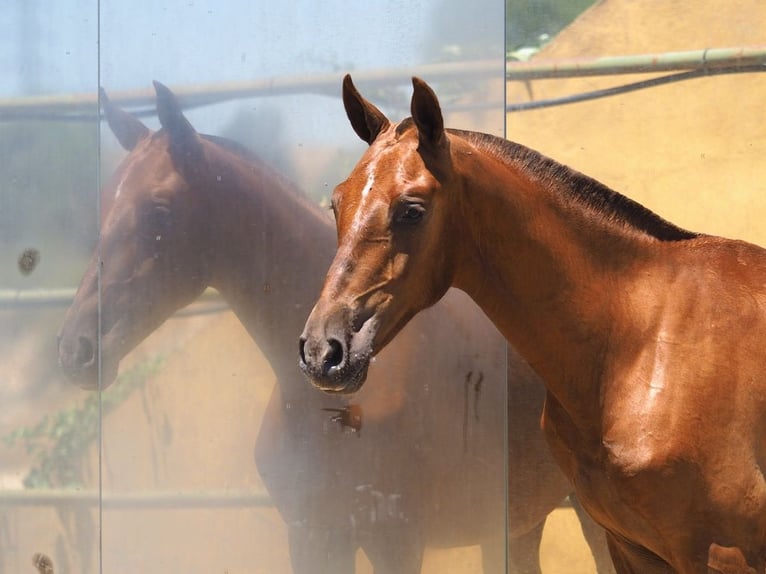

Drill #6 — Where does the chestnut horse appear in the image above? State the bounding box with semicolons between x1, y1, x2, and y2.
58;82;613;573
300;74;766;574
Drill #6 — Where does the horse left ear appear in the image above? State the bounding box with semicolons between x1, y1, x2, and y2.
410;77;446;151
343;74;390;145
153;80;203;168
100;87;151;151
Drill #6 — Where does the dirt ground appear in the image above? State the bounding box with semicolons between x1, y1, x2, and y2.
4;1;766;572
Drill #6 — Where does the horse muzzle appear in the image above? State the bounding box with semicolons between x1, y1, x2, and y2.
298;305;377;394
57;328;118;390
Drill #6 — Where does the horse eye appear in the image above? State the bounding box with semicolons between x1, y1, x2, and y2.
152;204;172;219
396;203;425;225
142;204;172;232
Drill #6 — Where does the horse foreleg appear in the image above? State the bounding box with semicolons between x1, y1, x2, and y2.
570;494;616;574
605;532;675;574
360;522;423;574
287;523;356;574
506;520;545;574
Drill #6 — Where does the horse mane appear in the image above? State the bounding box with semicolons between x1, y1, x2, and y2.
451;128;700;242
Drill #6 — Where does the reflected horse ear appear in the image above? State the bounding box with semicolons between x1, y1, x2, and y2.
410;77;446;152
100;87;151;151
153;80;203;170
342;74;390;145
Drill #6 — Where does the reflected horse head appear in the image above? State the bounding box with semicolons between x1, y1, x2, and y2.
58;83;219;388
300;76;463;393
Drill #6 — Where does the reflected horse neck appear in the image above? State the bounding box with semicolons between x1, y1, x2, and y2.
202;141;336;375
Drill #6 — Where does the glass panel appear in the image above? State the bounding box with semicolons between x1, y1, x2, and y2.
0;2;100;573
508;2;766;572
95;2;506;573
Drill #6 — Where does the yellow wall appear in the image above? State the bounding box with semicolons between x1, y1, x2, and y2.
506;0;766;244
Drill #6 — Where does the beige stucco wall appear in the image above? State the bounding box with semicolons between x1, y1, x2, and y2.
506;0;766;245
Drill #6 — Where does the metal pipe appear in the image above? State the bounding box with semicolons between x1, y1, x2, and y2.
506;45;766;80
0;488;271;509
507;64;766;112
0;59;500;119
0;287;225;314
1;46;762;120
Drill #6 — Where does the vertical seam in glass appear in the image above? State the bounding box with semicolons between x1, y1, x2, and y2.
96;1;103;572
502;3;509;571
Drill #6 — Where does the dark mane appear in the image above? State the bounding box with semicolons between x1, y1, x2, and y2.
395;117;415;137
452;129;699;242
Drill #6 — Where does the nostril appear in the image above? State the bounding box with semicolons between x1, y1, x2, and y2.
298;337;307;365
323;338;344;373
76;336;95;367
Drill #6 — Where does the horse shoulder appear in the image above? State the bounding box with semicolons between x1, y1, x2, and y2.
600;237;766;478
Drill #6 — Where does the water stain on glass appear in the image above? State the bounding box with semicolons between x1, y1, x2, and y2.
18;248;40;276
32;553;54;574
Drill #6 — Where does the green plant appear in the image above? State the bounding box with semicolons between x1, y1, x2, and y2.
506;0;598;52
2;356;164;489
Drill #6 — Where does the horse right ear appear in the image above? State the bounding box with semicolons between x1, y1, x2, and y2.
153;80;203;170
343;74;390;145
100;87;150;151
410;77;446;152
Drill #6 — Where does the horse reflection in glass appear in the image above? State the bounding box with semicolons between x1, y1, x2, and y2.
300;75;766;573
58;82;612;573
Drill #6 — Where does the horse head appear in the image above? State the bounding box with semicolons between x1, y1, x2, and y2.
299;75;464;393
58;82;214;389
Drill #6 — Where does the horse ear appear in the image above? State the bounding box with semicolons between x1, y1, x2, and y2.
342;74;390;145
100;87;150;151
153;80;203;167
410;77;446;151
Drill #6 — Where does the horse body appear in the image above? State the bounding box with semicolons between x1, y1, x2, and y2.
590;239;766;570
299;75;766;573
58;83;613;573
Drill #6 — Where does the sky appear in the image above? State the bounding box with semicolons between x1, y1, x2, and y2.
1;1;504;147
2;1;498;94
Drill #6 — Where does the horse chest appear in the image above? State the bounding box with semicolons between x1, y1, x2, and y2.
542;392;694;544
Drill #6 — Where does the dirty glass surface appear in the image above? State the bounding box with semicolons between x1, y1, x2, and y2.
0;2;100;573
95;2;507;574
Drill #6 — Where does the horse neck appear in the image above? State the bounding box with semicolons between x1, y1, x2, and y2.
451;144;656;422
203;152;336;381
